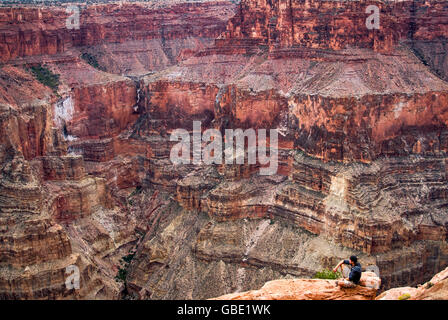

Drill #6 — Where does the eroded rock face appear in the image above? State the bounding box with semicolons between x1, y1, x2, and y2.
141;0;448;162
0;0;238;299
219;0;448;53
212;272;380;300
1;0;448;300
210;269;445;300
142;45;448;163
125;202;370;300
126;0;448;298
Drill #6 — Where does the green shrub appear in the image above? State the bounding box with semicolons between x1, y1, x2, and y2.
314;269;342;280
80;52;105;71
115;253;135;283
426;282;434;289
121;253;135;264
129;186;142;198
398;293;411;300
29;64;59;93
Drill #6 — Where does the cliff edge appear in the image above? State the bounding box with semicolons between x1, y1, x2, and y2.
212;272;380;300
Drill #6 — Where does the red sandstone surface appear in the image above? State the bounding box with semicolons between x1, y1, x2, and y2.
0;0;448;300
212;271;380;300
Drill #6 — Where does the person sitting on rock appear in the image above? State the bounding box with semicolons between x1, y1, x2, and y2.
333;255;362;288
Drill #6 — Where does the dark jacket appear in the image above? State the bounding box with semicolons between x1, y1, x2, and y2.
343;260;362;284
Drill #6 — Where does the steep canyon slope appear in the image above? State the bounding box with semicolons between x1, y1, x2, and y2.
0;0;448;299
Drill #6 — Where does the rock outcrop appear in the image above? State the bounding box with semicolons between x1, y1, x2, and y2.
0;1;235;71
1;0;448;300
0;67;124;298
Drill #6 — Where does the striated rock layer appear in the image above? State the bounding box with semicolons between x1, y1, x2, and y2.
219;0;448;54
128;0;448;297
377;265;448;300
0;0;238;299
212;272;380;300
0;1;236;69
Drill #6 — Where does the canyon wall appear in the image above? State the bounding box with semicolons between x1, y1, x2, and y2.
1;0;448;299
0;1;235;66
0;0;238;299
212;266;448;300
219;0;448;53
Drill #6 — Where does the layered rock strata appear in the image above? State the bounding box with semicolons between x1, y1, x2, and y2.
1;0;448;300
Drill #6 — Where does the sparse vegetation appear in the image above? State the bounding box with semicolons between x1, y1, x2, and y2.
426;282;434;289
398;293;411;300
80;52;105;71
29;64;60;93
314;269;342;280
